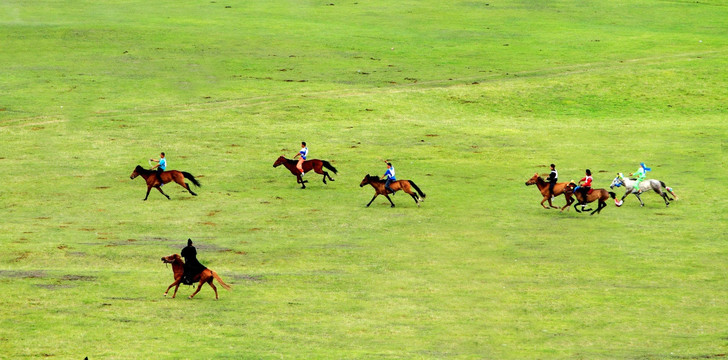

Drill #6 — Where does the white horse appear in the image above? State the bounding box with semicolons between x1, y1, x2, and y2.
609;173;677;207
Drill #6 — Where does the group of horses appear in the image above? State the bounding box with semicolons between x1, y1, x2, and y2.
133;158;679;299
130;156;427;299
130;155;427;208
525;171;677;215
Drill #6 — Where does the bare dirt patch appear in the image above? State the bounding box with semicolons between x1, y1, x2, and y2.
0;270;46;279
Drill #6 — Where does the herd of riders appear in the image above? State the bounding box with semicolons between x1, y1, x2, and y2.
545;162;671;211
150;141;411;286
145;144;675;285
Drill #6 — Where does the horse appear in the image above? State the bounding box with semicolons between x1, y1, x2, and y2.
359;174;426;207
569;184;618;215
273;156;337;189
129;165;200;200
610;172;676;207
524;173;576;211
161;254;231;300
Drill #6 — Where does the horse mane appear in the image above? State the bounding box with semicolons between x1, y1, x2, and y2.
366;174;382;182
135;165;153;174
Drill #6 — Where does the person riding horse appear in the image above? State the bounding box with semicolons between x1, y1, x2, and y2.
181;239;207;285
628;162;651;195
293;142;308;178
548;164;558;198
382;161;396;195
575;169;593;211
150;152;167;186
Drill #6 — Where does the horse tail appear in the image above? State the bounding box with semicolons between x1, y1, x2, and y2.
182;172;201;187
212;271;231;291
609;191;616;199
408;180;426;200
321;160;338;174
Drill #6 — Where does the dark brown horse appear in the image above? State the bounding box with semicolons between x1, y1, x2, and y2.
569;184;618;215
130;165;200;200
161;254;231;300
359;174;426;207
525;173;575;211
273;156;337;189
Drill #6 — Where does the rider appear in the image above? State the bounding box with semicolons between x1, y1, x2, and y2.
547;164;558;199
293;142;308;178
181;239;207;285
628;162;651;195
576;169;592;210
150;152;166;186
382;160;396;195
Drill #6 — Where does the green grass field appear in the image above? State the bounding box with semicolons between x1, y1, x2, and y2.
1;0;727;358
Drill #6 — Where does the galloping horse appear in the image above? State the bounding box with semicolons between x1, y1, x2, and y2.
525;173;575;211
570;184;617;215
273;156;337;189
610;172;676;207
359;174;426;207
130;165;200;200
161;254;231;300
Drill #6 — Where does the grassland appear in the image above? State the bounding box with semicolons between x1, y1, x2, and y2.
1;0;727;358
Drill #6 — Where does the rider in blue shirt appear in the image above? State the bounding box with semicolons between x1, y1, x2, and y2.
382;161;396;194
150;152;166;185
293;142;308;177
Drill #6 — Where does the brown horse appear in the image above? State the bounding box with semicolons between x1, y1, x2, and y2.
525;173;575;211
161;254;231;300
130;165;200;200
569;184;618;215
273;156;337;189
359;174;426;207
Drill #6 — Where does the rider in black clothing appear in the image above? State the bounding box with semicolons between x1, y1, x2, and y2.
548;164;558;199
181;239;207;285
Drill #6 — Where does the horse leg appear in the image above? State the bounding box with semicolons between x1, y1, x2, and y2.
175;176;197;196
156;186;171;200
297;174;307;189
635;193;644;207
366;194;378;207
164;280;180;297
322;171;328;184
657;190;670;206
185;183;197;196
409;192;420;207
591;200;605;215
384;194;395;208
189;279;205;299
540;196;550;209
172;283;181;298
144;185;152;201
208;278;218;300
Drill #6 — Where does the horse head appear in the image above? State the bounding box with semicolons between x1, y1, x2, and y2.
525;173;540;186
359;174;373;187
161;254;183;265
273;156;287;168
130;165;144;179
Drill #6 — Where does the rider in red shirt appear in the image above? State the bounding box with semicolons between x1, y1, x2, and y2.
577;169;593;208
